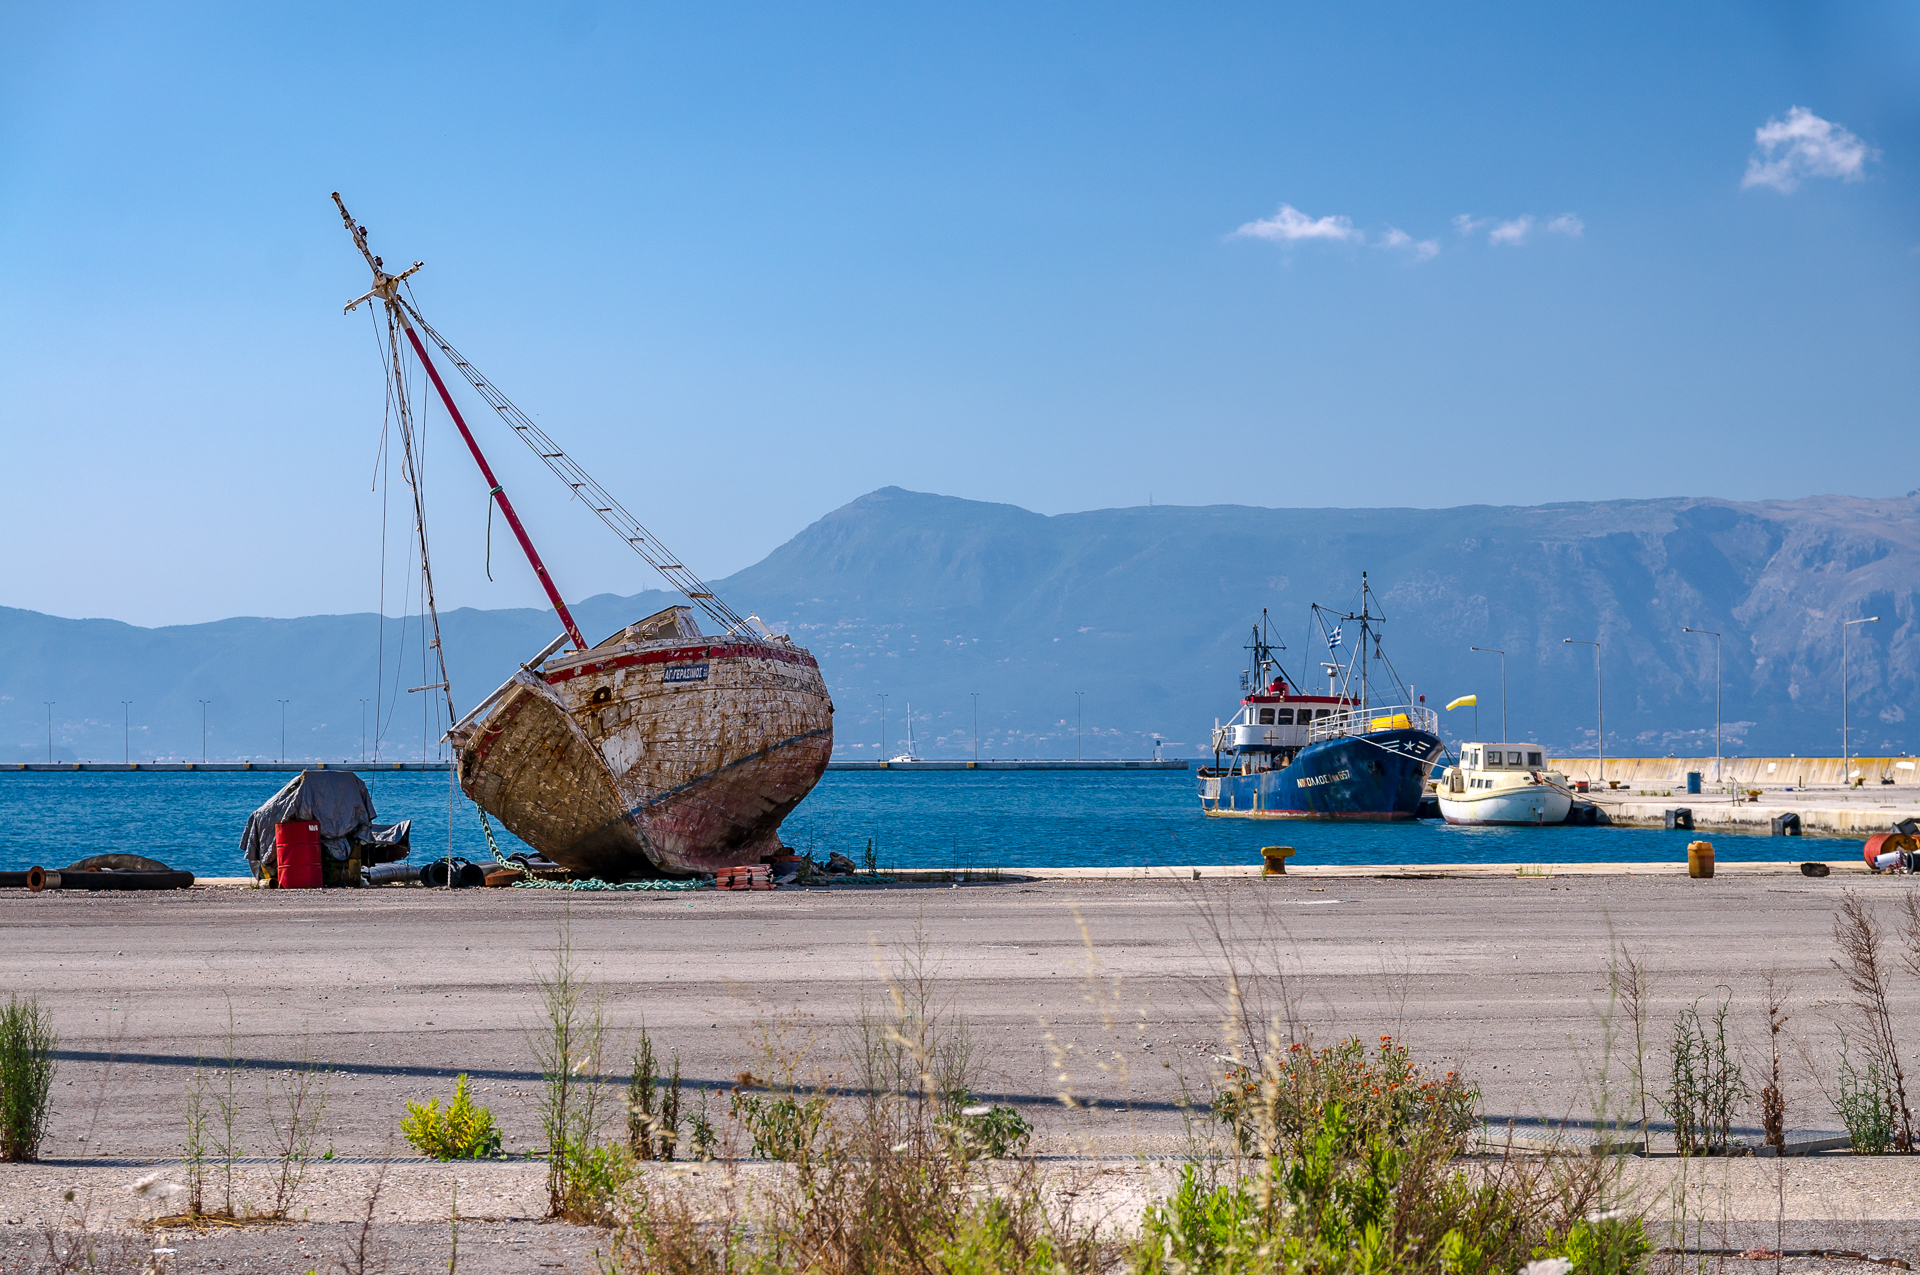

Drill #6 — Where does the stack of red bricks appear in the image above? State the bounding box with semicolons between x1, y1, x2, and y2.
712;864;774;890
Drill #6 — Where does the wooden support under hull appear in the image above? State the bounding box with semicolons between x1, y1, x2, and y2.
451;609;833;878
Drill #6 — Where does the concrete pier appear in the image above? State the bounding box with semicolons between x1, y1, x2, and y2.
1549;754;1918;789
1548;755;1919;837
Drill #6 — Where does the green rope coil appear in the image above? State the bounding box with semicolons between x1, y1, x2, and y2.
511;875;703;892
474;804;706;892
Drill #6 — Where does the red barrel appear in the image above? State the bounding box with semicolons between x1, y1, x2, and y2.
1864;832;1915;873
275;821;323;889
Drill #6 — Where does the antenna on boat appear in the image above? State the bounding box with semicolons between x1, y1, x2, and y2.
333;194;752;640
1242;608;1292;694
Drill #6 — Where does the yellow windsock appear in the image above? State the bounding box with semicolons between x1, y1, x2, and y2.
1445;694;1476;711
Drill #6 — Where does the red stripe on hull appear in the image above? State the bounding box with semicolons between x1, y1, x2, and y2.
542;642;816;684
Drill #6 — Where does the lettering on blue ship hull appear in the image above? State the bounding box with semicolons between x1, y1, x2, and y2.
1200;732;1444;821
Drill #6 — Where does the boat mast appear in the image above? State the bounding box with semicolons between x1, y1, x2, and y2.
1360;572;1371;716
334;193;590;654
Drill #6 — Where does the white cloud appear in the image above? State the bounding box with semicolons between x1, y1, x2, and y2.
1378;227;1439;261
1742;107;1874;193
1232;204;1363;244
1452;214;1488;236
1488;215;1534;245
1546;213;1584;237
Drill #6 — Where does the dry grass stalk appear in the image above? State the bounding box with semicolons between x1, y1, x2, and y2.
334;1159;391;1275
211;1006;245;1217
264;1048;329;1220
1759;972;1790;1152
1758;970;1794;1275
613;940;1094;1275
1609;944;1655;1149
1901;886;1920;985
531;914;613;1218
1830;893;1915;1152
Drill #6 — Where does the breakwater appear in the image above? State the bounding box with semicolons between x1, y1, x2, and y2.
1544;755;1919;837
1548;755;1917;788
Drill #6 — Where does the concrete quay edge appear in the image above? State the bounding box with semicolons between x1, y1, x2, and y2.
175;862;1875;890
1007;860;1869;881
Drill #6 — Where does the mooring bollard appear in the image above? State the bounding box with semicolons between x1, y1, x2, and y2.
1261;846;1295;876
1687;840;1714;879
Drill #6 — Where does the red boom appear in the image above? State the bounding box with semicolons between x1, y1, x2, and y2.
399;321;588;652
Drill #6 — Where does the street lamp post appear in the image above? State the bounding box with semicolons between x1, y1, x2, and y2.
1470;647;1507;741
1681;627;1722;784
198;700;212;764
1074;691;1084;762
278;699;290;764
44;702;53;764
1843;616;1881;786
1564;639;1602;784
971;692;979;763
121;701;133;765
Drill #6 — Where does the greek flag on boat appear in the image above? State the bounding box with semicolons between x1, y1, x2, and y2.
1328;626;1342;650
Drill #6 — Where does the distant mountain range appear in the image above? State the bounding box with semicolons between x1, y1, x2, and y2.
5;487;1915;763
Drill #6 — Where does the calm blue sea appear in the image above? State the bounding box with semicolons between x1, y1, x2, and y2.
0;770;1857;879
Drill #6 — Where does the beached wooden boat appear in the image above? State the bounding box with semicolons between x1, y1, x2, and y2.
335;195;832;878
447;607;831;877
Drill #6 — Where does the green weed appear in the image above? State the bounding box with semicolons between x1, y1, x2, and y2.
941;1102;1033;1160
401;1074;503;1160
1836;1033;1895;1154
1211;1034;1478;1159
0;994;58;1163
1662;993;1745;1156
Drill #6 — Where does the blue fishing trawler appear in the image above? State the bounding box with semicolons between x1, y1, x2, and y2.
1198;575;1443;821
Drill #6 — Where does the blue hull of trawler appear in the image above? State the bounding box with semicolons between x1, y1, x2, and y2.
1199;730;1444;820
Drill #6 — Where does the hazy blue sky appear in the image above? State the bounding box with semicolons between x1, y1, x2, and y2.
3;2;1915;627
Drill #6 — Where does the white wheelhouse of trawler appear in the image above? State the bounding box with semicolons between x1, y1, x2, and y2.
1434;742;1573;826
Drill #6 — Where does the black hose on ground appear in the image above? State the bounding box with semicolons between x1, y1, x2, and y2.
418;859;487;888
8;867;196;891
364;862;421;885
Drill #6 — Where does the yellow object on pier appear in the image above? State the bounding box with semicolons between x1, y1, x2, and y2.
1261;846;1296;875
1687;840;1715;879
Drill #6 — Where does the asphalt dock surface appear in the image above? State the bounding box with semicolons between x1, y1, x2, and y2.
5;869;1919;1270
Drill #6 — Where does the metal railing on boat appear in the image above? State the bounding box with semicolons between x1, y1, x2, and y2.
1306;703;1439;742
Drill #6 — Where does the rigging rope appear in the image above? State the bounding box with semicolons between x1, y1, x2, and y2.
399;297;749;634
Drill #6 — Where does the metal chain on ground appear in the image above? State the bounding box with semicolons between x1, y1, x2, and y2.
473;804;704;891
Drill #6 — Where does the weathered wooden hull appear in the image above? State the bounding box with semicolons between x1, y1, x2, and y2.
451;617;833;878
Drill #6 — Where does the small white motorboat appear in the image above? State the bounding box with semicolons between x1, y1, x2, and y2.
1435;742;1574;826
